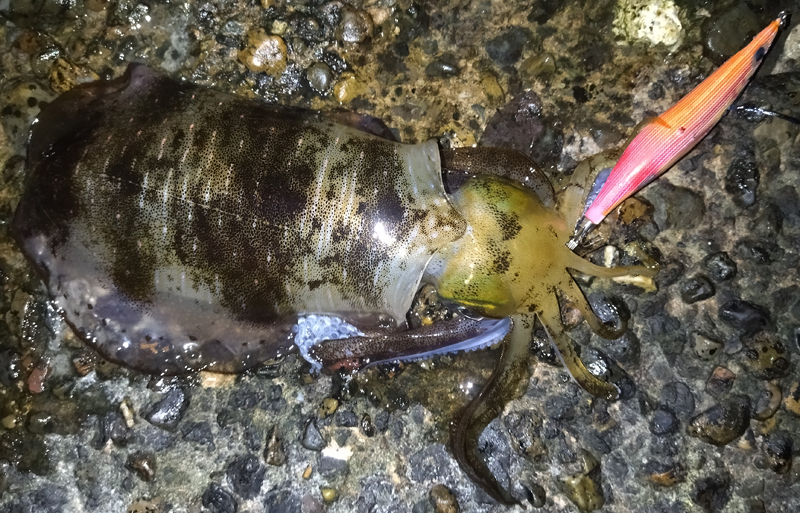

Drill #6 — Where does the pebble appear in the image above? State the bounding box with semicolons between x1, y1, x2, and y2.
703;1;761;62
559;451;604;512
360;413;376;437
202;483;237;513
0;349;21;388
687;396;750;446
334;409;358;427
519;54;556;77
26;358;50;394
650;408;679;436
763;430;793;474
753;382;782;421
693;333;723;360
333;72;363;103
480;71;505;106
680;275;715;304
429;484;459;513
301;419;326;451
321;487;338;503
741;332;789;380
98;411;131;447
690;473;731;512
718;300;771;335
181;421;214;449
125;452;156;482
318;397;339;418
645;461;686;487
705;366;736;397
725;152;760;208
238;30;287;75
264;425;286;466
226;454;265;499
485;26;531;66
704;252;737;282
784;382;800;416
306;63;332;95
425;53;460;78
145;388;189;431
660;382;695;420
336;7;373;44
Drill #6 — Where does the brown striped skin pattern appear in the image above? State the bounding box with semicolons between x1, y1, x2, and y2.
13;64;656;503
13;64;466;374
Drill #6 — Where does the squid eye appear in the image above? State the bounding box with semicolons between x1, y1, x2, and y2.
754;46;766;62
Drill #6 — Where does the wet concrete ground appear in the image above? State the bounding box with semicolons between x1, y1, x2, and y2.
1;0;800;511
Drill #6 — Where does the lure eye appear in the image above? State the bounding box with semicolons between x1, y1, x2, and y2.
754;46;766;62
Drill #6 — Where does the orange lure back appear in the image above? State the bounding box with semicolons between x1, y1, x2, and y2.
582;13;786;227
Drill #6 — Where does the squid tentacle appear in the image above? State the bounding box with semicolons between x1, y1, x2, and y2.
564;246;657;279
560;277;627;340
538;300;620;401
450;314;534;506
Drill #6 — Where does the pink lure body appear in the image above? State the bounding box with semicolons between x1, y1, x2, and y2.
583;15;784;225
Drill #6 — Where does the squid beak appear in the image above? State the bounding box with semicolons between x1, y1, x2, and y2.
568;12;787;250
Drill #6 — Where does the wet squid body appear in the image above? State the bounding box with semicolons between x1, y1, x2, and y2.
14;64;653;503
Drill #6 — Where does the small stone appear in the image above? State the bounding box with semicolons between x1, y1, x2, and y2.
425;53;460;78
691;473;731;512
645;461;686;487
336;7;373;44
302;465;313;479
680;275;715;304
301;419;326;451
125;452;156;482
660;382;695;420
719;300;771;335
264;426;287;466
763;430;793;473
49;58;96;94
26;358;50;394
725;152;759;208
704;252;737;282
360;414;376;437
334;410;358;427
306;63;332;95
332;72;363;103
145;388;189;431
319;397;339;418
181;421;214;448
485;26;531;66
480;71;505;106
260;0;275;8
688;396;750;446
705;367;735;397
72;353;96;376
741;332;789;380
559;451;604;512
428;484;459;513
785;382;800;416
753;382;782;421
650;408;678;436
703;2;761;61
526;482;546;507
0;349;21;388
202;483;238;513
226;454;265;499
520;54;556;77
238;30;287;75
693;333;723;361
321;487;338;503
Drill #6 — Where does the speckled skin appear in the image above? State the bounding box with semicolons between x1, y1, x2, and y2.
13;64;653;504
13;64;466;374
